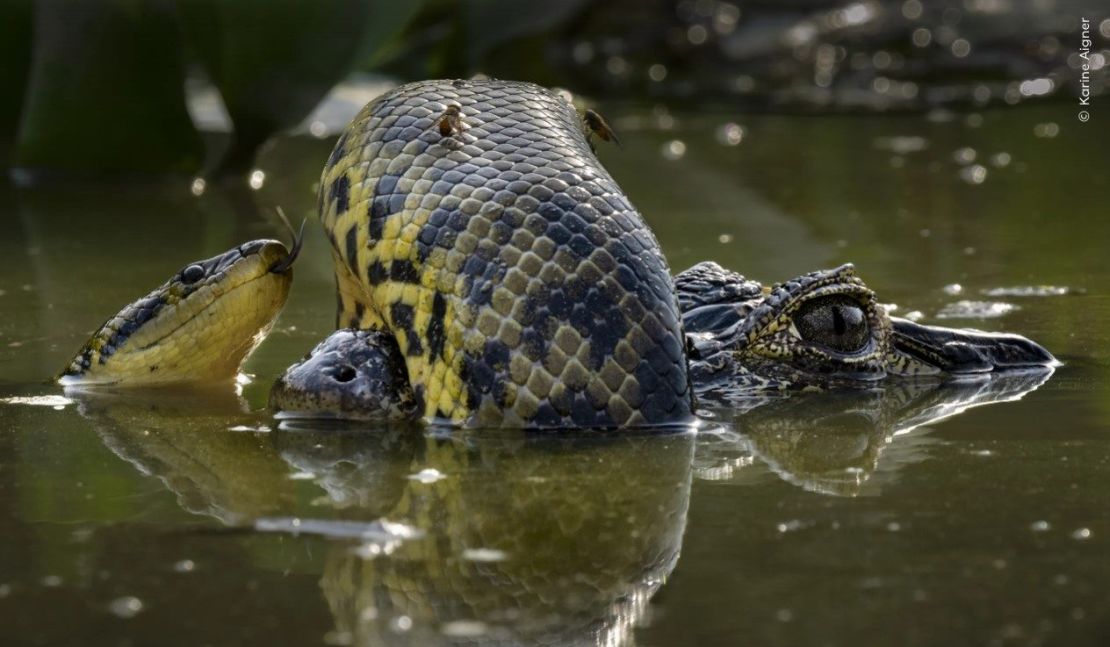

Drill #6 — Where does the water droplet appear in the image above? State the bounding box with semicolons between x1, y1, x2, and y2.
248;169;266;190
661;140;686;161
901;0;923;19
776;608;794;622
462;548;507;562
718;233;733;244
648;63;668;82
715;122;744;146
959;164;988;184
887;522;902;532
990;152;1011;168
309;121;328;138
952;147;977;164
1030;521;1050;532
943;283;963;295
288;471;316;481
440;620;488;638
951;38;971;57
408;468;446;484
390;615;413;633
190;177;206;196
173;559;196;573
108;596;144;619
1071;527;1091;540
41;575;62;587
912;27;932;47
1033;122;1059;138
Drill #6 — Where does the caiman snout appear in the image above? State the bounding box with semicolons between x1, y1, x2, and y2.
891;318;1058;375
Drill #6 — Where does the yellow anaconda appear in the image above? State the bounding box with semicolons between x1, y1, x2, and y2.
316;79;692;428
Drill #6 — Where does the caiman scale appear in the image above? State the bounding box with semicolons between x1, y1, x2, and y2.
60;80;1057;428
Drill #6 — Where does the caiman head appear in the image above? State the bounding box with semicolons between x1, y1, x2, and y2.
677;262;1057;393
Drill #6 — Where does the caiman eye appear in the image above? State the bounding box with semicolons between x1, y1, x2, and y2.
181;264;205;284
794;295;870;353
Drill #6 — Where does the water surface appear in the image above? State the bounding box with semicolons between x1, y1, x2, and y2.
0;103;1107;645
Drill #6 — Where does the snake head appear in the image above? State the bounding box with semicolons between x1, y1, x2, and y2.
59;240;295;387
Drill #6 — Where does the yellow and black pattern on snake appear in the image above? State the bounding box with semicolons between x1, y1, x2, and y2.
60;240;295;386
317;79;692;428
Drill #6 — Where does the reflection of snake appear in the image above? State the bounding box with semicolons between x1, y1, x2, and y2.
60;80;1057;429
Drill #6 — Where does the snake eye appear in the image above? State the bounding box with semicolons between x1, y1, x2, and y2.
181;264;206;284
794;295;870;353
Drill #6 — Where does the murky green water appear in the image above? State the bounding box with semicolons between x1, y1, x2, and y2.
1;103;1107;646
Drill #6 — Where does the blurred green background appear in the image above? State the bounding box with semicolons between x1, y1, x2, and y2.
1;0;1104;180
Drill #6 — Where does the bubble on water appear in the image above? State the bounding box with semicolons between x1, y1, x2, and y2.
959;164;988;184
248;170;266;190
390;615;413;633
1071;528;1091;541
1030;521;1050;532
718;233;733;244
440;620;488;638
873;136;927;154
1033;122;1059;138
1020;78;1054;97
173;559;196;573
109;596;144;619
408;468;446;484
952;147;976;164
715;122;744;146
572;41;594;64
661;140;686;161
687;24;709;45
190;177;206;196
463;548;508;562
903;310;924;321
288;471;316;481
990;152;1011;168
937;300;1017;319
776;520;810;533
942;283;963;295
605;56;629;76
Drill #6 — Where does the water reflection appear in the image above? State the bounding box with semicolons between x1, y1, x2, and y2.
696;370;1053;496
73;391;693;645
60;366;1052;644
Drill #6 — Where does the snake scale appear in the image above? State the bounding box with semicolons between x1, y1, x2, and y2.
317;79;692;428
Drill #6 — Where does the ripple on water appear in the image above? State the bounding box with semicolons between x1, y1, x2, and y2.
936;300;1018;319
982;285;1077;297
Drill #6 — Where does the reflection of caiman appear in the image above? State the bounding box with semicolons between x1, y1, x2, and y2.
59;80;1056;428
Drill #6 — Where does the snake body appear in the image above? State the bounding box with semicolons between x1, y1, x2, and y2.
317;79;692;428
